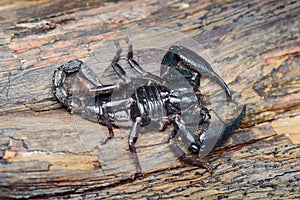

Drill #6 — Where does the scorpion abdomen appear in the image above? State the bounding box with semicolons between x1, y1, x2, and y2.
128;85;179;125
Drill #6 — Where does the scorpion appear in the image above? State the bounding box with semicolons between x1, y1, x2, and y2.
53;37;246;179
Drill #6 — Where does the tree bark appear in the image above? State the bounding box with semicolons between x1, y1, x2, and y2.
0;0;299;199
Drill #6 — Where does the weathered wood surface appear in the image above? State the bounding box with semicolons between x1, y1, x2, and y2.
0;0;299;199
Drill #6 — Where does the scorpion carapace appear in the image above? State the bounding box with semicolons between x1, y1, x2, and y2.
53;37;246;179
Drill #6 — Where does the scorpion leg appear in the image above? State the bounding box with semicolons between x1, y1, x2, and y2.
90;84;118;92
110;41;157;87
161;45;232;100
97;97;133;144
128;117;142;179
169;117;212;174
98;103;114;144
124;37;162;82
168;115;212;174
162;114;213;174
169;138;212;174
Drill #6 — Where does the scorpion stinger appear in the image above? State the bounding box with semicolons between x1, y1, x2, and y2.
53;59;104;116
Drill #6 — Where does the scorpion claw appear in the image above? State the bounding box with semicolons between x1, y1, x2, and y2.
223;105;247;140
198;105;247;158
161;45;232;100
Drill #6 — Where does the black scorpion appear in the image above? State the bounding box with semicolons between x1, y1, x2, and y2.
53;38;246;179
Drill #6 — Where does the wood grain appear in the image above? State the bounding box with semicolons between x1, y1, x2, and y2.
0;0;299;199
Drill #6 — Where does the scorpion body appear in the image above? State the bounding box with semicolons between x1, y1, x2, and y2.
53;38;246;179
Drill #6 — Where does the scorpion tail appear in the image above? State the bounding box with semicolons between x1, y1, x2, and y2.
217;105;247;146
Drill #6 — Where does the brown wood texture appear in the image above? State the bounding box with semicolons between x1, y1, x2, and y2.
0;0;299;199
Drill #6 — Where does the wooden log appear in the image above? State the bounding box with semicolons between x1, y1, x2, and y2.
0;0;299;199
